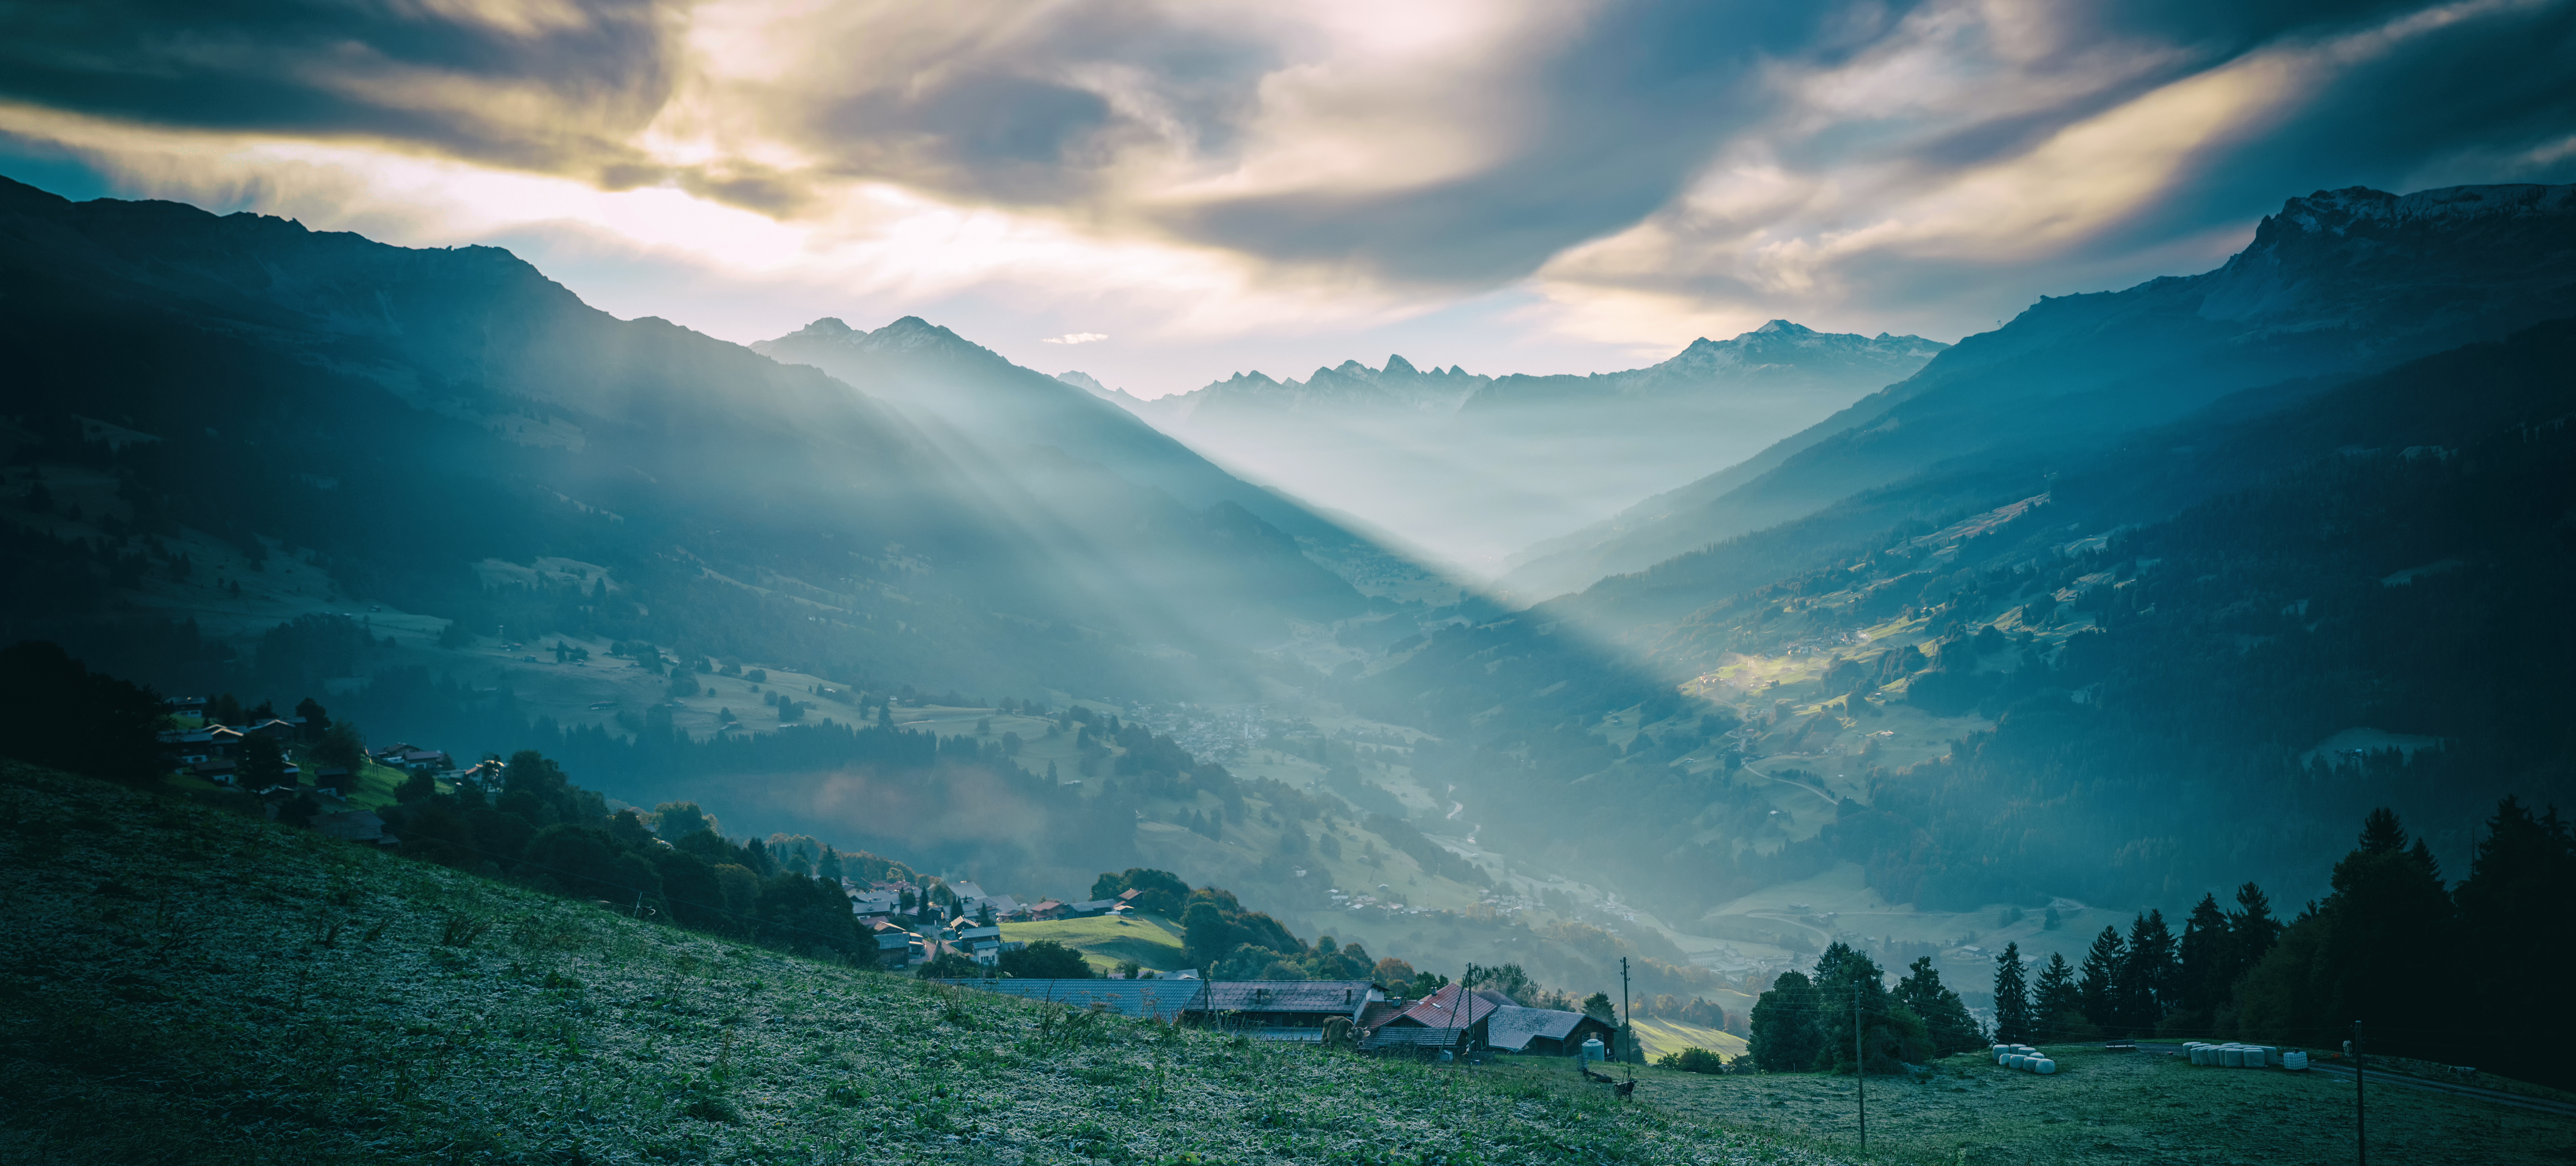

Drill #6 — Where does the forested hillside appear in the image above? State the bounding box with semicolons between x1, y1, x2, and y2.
1335;318;2576;918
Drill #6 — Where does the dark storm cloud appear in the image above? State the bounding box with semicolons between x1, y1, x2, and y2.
1166;0;2576;290
790;0;1276;204
1164;2;1894;285
0;0;687;176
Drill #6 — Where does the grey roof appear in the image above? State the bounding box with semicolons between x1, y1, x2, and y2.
1363;1026;1466;1049
940;979;1208;1020
1193;980;1374;1016
1484;1006;1586;1052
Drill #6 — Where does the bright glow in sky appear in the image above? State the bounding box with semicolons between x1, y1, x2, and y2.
2;0;2570;395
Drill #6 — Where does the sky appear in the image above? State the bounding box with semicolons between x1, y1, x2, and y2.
3;0;2572;397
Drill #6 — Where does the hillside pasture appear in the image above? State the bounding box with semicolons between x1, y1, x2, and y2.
1634;1043;2574;1165
998;913;1191;973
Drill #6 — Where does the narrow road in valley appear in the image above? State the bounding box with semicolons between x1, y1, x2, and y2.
1737;759;1842;809
2133;1044;2576;1117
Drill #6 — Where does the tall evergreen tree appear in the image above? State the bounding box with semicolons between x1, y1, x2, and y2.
2224;882;2283;985
1809;943;1921;1073
2317;808;2458;1059
2118;909;2178;1035
2176;893;2231;1020
2455;797;2576;1084
2032;953;2081;1039
2078;925;2126;1031
1991;942;2032;1044
1897;957;1984;1055
1749;970;1822;1071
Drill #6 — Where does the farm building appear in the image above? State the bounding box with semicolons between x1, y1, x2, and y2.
1484;1006;1619;1057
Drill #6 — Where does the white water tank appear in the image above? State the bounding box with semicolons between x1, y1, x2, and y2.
2283;1051;2310;1071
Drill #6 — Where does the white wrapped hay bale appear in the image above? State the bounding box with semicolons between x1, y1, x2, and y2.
2283;1051;2309;1071
2034;1058;2057;1074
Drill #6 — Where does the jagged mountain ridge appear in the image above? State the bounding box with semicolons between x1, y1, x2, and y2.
1504;183;2576;603
1064;321;1946;571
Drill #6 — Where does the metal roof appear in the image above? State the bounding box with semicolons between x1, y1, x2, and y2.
1194;980;1375;1016
1391;983;1507;1028
938;979;1207;1020
1484;1006;1587;1051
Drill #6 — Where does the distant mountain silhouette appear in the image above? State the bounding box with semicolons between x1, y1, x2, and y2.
1074;323;1945;571
1507;184;2576;601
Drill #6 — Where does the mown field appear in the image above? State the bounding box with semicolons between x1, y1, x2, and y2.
0;760;1850;1165
1631;1043;2575;1165
998;914;1192;973
1631;1018;1749;1062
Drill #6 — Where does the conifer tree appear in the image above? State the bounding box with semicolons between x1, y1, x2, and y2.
2455;796;2576;1083
1991;942;2031;1043
2078;925;2126;1031
1748;970;1821;1071
2223;882;2282;994
2176;893;2230;1019
2118;910;2178;1034
1898;957;1984;1055
2032;953;2081;1039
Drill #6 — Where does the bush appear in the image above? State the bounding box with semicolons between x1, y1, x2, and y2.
1657;1047;1729;1074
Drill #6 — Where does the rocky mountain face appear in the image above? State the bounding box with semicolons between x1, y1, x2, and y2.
1506;183;2576;602
1072;322;1944;572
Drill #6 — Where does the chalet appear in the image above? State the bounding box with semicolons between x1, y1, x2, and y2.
1027;899;1066;920
1365;982;1515;1053
949;919;1005;966
868;919;921;964
1483;1006;1620;1058
1062;898;1119;918
1185;980;1384;1041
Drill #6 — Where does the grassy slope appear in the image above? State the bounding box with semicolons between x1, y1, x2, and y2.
0;761;1844;1166
1642;1044;2570;1165
998;915;1190;973
1631;1020;1749;1062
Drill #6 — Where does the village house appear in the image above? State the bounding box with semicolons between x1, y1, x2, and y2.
1184;980;1385;1041
1363;982;1516;1055
1483;1006;1620;1058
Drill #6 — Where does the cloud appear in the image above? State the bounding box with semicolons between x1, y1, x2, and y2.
1041;333;1110;345
0;0;2569;384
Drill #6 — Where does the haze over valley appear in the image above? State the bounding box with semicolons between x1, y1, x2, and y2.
5;3;2576;1161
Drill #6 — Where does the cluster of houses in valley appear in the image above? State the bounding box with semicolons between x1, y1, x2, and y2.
148;700;1632;1064
156;695;426;846
844;879;1162;969
943;976;1624;1061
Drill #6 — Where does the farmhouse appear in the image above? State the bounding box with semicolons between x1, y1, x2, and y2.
1186;979;1384;1040
1483;1006;1619;1057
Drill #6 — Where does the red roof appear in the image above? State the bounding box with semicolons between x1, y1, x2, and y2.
1389;982;1507;1029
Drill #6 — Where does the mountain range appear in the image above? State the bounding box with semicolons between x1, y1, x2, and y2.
6;171;2575;997
1067;322;1946;572
0;175;1391;708
1506;184;2576;602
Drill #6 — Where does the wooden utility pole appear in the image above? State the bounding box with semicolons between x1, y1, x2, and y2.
1620;957;1633;1078
1855;982;1867;1155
